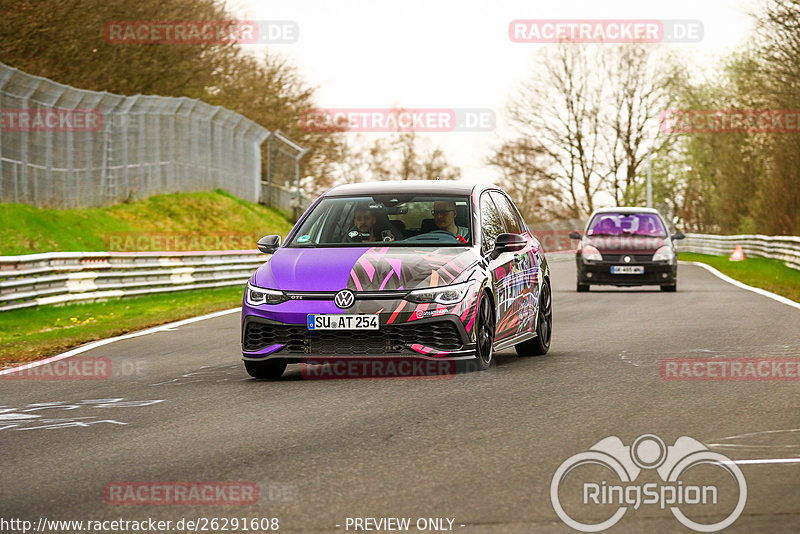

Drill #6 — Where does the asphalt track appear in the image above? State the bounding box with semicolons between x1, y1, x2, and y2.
2;259;800;533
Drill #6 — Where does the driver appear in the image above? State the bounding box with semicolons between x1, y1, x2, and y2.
432;200;469;242
595;217;619;235
639;219;657;234
347;205;394;242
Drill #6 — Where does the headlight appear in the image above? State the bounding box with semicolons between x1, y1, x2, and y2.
652;246;674;262
582;245;603;261
406;281;473;305
245;283;288;306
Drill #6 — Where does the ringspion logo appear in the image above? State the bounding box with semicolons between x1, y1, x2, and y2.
551;434;746;532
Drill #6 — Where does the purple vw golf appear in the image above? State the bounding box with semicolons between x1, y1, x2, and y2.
241;180;552;379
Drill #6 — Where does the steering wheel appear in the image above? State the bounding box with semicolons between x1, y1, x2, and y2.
405;230;461;243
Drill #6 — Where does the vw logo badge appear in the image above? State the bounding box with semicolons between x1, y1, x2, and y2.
623;255;631;263
334;289;355;309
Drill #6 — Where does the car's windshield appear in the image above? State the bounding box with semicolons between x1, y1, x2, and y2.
287;194;472;247
587;212;667;237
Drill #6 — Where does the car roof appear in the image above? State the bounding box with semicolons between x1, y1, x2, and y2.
324;179;498;197
590;207;662;216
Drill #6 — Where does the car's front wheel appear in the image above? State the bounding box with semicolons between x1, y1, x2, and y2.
515;281;552;356
244;359;287;380
577;280;589;292
473;291;495;371
660;283;677;292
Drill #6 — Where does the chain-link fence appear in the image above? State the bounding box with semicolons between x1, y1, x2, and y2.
0;61;269;208
263;130;310;220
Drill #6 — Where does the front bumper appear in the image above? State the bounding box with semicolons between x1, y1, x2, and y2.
242;315;476;361
577;259;677;286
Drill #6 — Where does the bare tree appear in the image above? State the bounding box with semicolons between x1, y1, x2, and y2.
332;129;461;186
490;42;684;217
604;45;683;205
500;43;607;218
486;138;572;222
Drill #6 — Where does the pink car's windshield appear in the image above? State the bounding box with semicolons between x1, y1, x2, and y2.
287;195;473;247
587;213;667;237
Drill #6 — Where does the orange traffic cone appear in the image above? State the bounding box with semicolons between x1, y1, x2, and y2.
729;245;745;261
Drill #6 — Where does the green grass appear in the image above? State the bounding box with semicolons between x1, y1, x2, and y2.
679;252;800;303
0;286;244;366
0;189;294;255
0;189;292;364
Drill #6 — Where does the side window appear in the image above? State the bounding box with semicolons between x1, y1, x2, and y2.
480;194;504;254
490;192;523;234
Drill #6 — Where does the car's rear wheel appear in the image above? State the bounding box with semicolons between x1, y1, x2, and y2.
660;284;677;292
515;281;552;356
577;281;589;292
473;291;495;371
244;359;287;380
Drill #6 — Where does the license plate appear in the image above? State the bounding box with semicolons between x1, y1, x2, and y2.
611;265;644;274
307;314;379;330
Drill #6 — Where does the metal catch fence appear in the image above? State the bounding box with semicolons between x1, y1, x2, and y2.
0;61;269;208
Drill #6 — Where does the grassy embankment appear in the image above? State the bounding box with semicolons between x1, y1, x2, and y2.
0;190;294;365
679;252;800;303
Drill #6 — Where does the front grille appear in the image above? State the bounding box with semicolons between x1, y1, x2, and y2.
606;254;655;263
243;319;463;354
589;273;665;284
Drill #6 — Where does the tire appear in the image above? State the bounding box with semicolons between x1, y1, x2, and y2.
244;359;287;380
660;284;677;292
577;281;589;292
473;291;495;371
515;281;552;356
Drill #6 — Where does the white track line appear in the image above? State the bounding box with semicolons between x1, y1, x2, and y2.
680;261;800;311
722;458;800;465
6;260;794;375
0;307;240;376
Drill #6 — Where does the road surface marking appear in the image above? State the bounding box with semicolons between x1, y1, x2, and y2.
680;261;800;311
0;308;240;376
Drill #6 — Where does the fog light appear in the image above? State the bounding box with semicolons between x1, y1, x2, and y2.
586;272;593;278
661;273;668;278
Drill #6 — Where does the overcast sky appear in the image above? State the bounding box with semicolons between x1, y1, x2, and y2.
226;0;761;182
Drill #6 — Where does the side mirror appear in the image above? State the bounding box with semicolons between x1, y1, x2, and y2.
569;231;581;240
257;235;282;254
491;233;526;259
671;232;685;240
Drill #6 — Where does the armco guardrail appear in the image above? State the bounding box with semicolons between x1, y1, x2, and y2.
0;250;265;312
679;233;800;270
